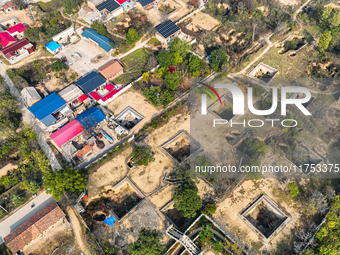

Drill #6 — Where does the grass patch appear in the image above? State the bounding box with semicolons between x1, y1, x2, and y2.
113;48;153;85
249;44;318;79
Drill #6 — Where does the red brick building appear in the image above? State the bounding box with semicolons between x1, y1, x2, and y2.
4;202;65;254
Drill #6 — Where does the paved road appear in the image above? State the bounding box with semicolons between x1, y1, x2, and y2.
0;191;54;244
0;63;62;170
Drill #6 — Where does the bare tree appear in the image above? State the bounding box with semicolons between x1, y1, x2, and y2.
306;190;329;215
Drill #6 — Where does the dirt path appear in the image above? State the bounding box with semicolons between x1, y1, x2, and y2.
67;206;91;255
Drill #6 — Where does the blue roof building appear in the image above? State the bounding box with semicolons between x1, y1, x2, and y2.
75;71;107;94
76;107;106;130
45;41;61;55
81;28;117;52
28;93;66;126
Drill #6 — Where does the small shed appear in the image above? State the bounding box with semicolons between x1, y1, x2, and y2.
21;87;42;107
52;26;75;42
58;84;84;104
45;41;61;55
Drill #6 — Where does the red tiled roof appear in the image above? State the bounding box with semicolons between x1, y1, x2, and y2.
0;38;32;59
2;1;15;9
101;87;123;102
89;91;102;101
78;94;89;103
50;119;85;147
0;32;16;47
7;23;27;34
98;60;123;80
4;202;64;254
76;144;93;158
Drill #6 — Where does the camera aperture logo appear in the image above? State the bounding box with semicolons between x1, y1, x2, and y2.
199;83;312;128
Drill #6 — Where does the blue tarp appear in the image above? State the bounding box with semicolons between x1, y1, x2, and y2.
28;93;66;121
81;28;117;52
75;71;106;94
104;215;116;227
75;107;106;130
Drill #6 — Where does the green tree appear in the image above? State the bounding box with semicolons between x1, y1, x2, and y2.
318;30;332;50
210;49;229;71
51;59;68;73
288;182;299;197
126;28;141;46
284;39;297;50
160;90;173;106
24;27;41;43
163;72;180;90
63;0;82;14
168;37;191;57
131;146;155;166
156;51;183;68
252;9;264;20
243;138;267;160
44;168;87;201
188;55;201;77
213;241;224;254
203;204;217;214
128;228;166;255
173;182;202;218
91;21;111;38
143;86;161;106
20;181;40;194
199;225;213;246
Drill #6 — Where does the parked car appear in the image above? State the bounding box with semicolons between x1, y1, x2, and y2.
71;52;82;59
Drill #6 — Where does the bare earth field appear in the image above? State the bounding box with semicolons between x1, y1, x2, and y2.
190;12;220;31
214;178;302;254
149;185;175;208
129;106;190;194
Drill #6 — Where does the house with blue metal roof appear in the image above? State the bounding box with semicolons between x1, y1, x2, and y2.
75;107;106;130
28;92;67;126
75;71;107;94
81;28;117;52
45;41;61;55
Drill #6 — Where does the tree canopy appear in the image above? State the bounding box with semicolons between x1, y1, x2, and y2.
128;228;166;255
168;37;191;58
210;49;229;71
126;28;141;46
156;51;183;68
51;59;68;73
131;145;155;166
173;182;202;218
44;168;87;201
163;71;180;90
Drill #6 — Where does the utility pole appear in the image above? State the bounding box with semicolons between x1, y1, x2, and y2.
69;14;74;28
252;24;256;41
0;205;8;214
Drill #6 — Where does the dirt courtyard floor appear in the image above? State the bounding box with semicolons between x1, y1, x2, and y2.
190;12;220;30
0;10;35;27
22;219;81;255
214;178;302;254
149;185;175;208
128;105;190;194
87;146;132;198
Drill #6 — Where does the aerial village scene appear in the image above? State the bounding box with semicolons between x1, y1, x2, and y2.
1;0;340;254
